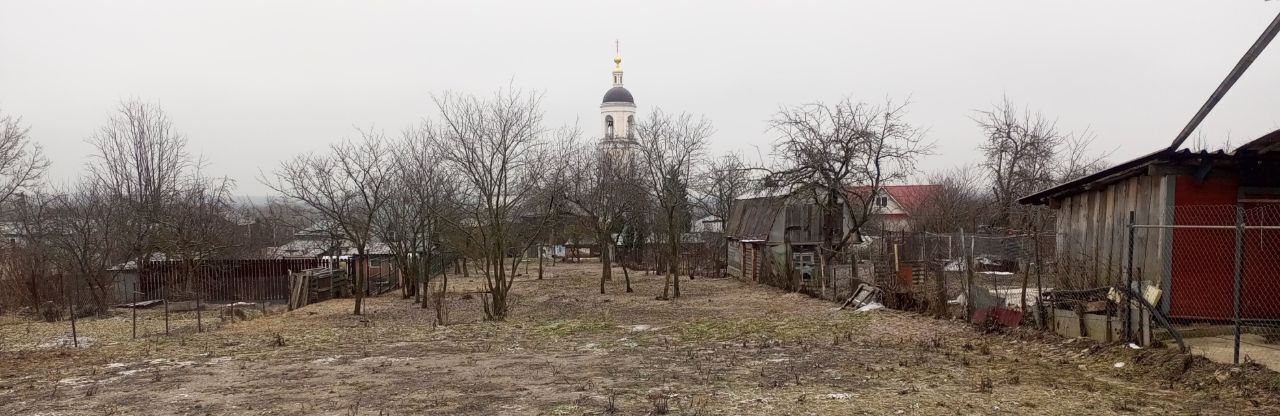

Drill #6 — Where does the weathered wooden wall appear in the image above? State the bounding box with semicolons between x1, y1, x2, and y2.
1052;174;1174;288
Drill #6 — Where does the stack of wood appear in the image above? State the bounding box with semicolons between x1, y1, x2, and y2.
287;267;351;310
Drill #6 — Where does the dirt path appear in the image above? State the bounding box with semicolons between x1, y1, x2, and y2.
3;262;1279;415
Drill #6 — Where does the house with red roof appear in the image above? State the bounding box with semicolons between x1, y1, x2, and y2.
851;184;944;234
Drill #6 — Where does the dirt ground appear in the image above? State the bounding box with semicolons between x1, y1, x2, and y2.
3;261;1280;415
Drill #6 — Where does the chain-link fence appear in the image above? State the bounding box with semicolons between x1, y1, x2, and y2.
770;231;1058;322
1131;204;1280;364
868;231;1055;318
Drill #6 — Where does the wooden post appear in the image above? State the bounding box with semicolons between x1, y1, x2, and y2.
131;288;138;339
196;293;202;333
962;229;975;321
68;275;78;348
163;284;170;336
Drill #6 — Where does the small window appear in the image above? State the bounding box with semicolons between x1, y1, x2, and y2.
605;115;615;137
876;196;888;207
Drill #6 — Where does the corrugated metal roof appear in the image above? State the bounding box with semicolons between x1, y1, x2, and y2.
1234;128;1280;156
725;197;782;241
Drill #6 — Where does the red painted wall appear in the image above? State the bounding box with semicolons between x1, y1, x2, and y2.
1243;203;1280;319
1168;176;1237;319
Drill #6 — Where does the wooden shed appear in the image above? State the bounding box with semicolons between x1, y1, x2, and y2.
1019;129;1280;319
724;192;845;282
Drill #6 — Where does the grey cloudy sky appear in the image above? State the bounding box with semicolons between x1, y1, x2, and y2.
2;1;1278;195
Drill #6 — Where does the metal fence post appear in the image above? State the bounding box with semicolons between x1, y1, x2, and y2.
1234;204;1245;365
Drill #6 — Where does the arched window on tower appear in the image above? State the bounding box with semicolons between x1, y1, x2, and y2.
605;115;614;137
627;115;635;138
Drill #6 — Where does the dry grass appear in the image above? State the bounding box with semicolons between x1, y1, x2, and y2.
2;261;1279;415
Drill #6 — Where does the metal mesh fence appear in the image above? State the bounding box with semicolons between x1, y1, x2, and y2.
1131;204;1280;364
779;231;1057;322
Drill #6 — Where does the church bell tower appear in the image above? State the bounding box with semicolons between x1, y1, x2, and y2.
599;41;638;153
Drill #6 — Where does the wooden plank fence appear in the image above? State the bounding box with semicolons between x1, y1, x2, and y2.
138;259;326;302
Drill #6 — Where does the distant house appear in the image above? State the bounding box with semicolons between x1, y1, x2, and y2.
1019;129;1280;319
260;224;401;290
855;185;944;234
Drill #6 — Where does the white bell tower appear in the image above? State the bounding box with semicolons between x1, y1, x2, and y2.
600;41;637;153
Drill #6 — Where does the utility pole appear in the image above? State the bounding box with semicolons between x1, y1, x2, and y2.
1168;10;1280;151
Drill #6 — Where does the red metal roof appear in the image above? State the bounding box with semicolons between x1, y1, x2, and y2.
881;185;943;215
848;184;943;216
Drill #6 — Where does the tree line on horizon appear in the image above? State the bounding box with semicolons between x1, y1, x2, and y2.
0;89;1106;322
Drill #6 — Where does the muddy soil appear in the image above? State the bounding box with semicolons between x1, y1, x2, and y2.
2;262;1278;415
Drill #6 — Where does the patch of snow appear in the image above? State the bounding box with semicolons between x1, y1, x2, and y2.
58;376;95;387
311;355;343;365
825;393;853;401
855;302;884;312
628;324;654;332
207;356;234;365
38;335;95;349
355;356;414;363
943;258;967;272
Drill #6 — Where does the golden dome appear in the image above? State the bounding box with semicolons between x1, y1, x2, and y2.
613;54;622;70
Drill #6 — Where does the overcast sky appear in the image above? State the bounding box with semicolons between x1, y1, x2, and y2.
2;1;1279;195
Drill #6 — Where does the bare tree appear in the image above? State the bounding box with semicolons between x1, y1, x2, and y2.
47;182;128;310
694;152;755;273
767;98;931;292
88;100;196;301
0;110;51;313
634;109;713;300
265;129;392;315
379;122;458;324
912;165;990;233
155;174;240;297
974;97;1108;229
562;137;641;294
696;153;754;225
0;110;49;211
431;87;562;320
7;190;58;313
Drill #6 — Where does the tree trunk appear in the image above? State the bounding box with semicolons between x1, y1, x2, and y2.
601;230;613;282
352;254;364;315
819;252;829;300
435;257;449;325
27;272;41;311
400;256;412;299
599;230;612;295
421;250;432;309
538;248;544;280
413;254;422;305
622;262;633;293
1019;260;1030;314
600;251;610;295
669;217;682;298
509;253;522;278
